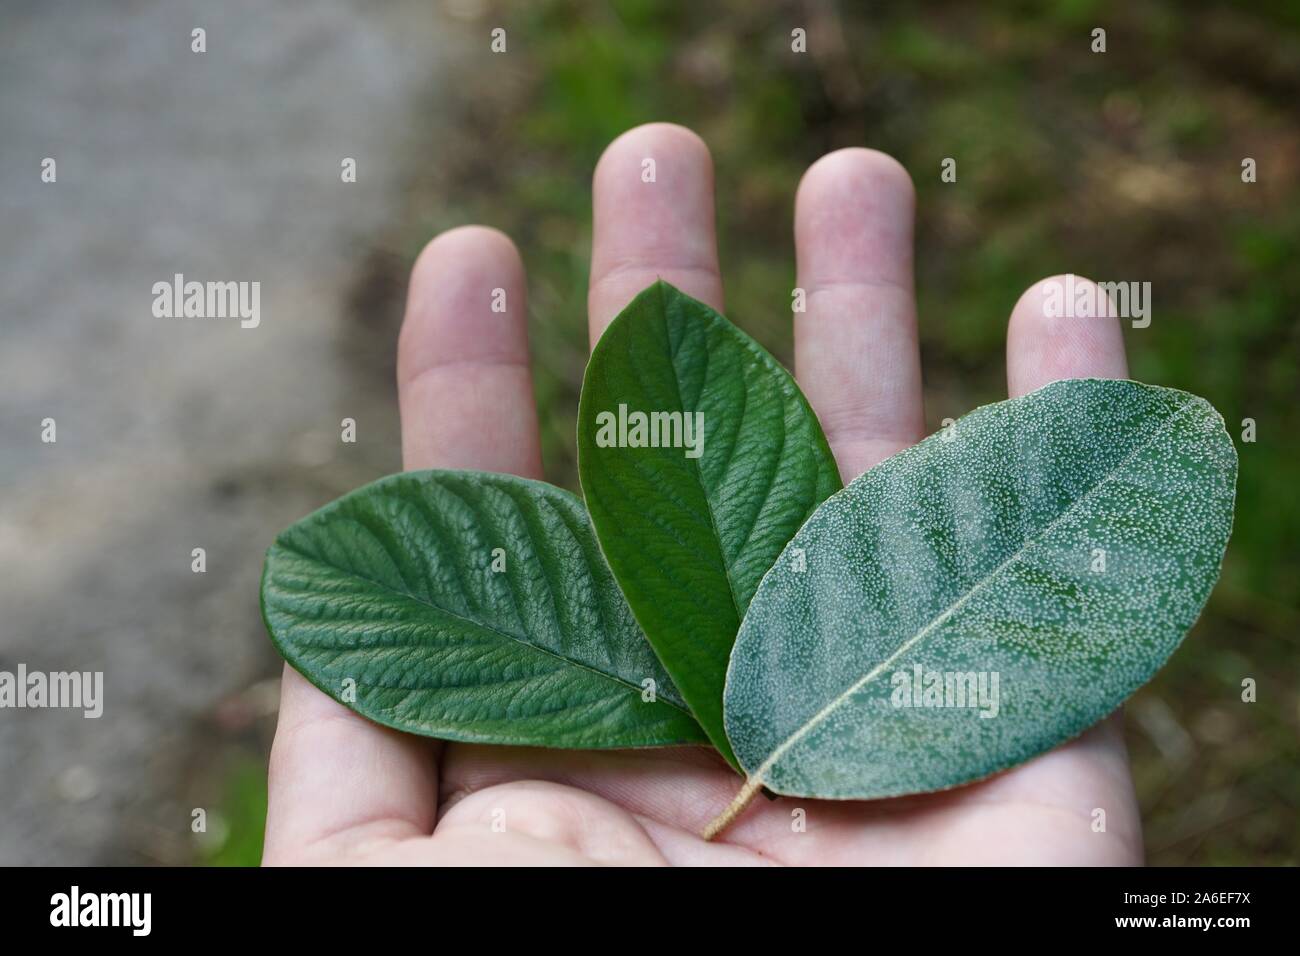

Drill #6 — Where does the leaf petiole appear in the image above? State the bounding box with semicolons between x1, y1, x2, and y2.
701;776;766;840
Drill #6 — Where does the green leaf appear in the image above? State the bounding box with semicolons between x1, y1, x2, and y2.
578;280;842;767
724;379;1237;800
261;469;706;748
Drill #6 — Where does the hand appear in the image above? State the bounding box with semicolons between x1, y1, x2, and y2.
262;123;1142;865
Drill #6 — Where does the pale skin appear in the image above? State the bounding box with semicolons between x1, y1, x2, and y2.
263;123;1143;866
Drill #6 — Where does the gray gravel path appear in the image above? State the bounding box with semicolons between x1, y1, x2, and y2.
0;0;460;864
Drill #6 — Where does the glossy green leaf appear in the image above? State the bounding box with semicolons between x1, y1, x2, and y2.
578;281;841;766
261;469;706;748
724;379;1237;800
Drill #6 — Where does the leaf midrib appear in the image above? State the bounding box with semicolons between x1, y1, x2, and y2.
745;395;1199;785
656;289;747;632
272;536;695;718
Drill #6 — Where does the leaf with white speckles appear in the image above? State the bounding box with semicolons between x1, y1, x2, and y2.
721;379;1237;805
578;281;842;768
261;470;706;748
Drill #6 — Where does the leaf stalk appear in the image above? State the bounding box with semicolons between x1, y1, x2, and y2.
701;776;765;840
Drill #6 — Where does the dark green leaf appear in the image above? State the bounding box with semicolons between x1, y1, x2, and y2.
261;469;706;748
724;379;1237;799
578;281;841;766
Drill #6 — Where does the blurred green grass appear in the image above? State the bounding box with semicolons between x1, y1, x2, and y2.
218;0;1300;865
198;757;267;867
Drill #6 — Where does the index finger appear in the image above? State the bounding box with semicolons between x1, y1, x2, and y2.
263;227;538;863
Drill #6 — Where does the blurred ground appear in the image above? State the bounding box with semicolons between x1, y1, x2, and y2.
0;0;458;864
1;0;1297;866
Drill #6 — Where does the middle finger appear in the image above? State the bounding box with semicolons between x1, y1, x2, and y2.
587;122;725;346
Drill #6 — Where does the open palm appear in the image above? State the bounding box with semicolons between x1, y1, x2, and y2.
263;124;1142;866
